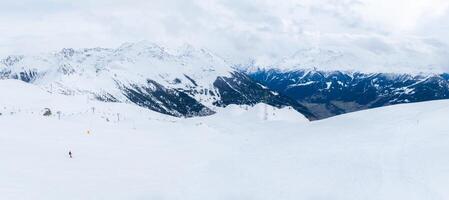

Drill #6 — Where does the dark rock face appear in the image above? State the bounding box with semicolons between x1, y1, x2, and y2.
213;72;317;120
121;80;215;118
117;72;316;120
0;69;40;83
249;69;449;119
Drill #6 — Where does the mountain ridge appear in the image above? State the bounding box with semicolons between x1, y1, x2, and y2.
0;41;316;120
249;68;449;119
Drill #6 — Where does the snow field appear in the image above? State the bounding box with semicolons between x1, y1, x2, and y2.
1;79;449;199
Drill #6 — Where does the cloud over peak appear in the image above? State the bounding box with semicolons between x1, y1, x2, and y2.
0;0;448;72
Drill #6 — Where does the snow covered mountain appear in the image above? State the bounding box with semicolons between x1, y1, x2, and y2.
240;45;449;119
0;41;315;119
3;41;448;121
249;68;449;119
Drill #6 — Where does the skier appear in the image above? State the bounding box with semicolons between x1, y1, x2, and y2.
69;151;72;158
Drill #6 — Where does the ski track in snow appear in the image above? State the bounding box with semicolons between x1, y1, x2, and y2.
1;79;449;200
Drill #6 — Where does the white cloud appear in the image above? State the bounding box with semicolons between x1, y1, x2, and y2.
0;0;448;71
357;0;449;31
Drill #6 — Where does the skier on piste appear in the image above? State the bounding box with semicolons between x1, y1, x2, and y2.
69;151;72;158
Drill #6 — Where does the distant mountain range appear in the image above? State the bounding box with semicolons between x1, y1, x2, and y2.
248;68;449;119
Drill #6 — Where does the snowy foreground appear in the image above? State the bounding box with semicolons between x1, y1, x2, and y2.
1;79;449;200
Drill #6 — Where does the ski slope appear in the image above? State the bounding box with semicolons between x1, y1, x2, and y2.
1;79;449;200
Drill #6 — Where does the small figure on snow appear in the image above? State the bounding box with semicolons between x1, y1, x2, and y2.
69;151;72;158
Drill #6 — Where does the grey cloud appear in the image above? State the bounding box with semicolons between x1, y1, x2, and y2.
0;0;447;71
354;37;394;55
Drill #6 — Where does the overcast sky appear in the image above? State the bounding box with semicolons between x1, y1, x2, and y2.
1;0;449;71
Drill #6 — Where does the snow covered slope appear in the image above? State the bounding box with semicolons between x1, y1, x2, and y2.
0;42;315;119
212;103;309;123
1;79;449;199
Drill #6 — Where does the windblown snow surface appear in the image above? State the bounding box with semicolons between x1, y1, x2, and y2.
1;79;449;200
